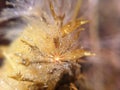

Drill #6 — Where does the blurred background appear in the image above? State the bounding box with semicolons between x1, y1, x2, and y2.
0;0;120;90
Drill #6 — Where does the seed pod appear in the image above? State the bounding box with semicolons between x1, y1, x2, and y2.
0;0;93;90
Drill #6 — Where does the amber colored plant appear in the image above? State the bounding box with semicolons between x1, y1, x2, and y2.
0;0;94;90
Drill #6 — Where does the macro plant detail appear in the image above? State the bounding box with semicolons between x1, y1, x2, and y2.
0;0;94;90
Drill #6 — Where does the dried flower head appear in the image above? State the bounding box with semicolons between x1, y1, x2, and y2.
0;0;94;90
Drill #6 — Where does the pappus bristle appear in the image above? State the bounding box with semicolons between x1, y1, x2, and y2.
0;0;94;90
